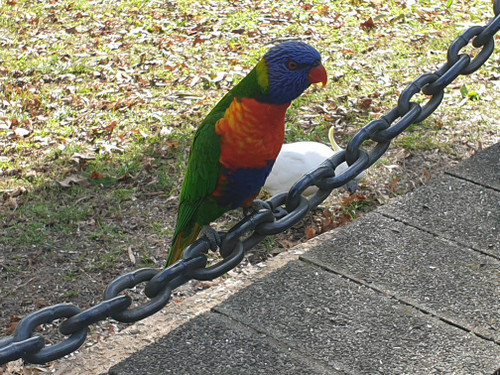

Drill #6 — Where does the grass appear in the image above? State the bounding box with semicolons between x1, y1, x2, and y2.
0;9;496;171
1;0;498;240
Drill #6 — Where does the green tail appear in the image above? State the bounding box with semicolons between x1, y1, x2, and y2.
166;222;201;267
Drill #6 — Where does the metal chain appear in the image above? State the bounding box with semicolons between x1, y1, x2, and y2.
1;2;499;365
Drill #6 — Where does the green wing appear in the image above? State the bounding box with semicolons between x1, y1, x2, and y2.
174;108;225;234
175;67;262;232
167;67;262;266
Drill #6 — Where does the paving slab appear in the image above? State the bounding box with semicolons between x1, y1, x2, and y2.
446;143;500;191
378;174;499;258
109;261;500;375
301;212;500;342
108;310;338;375
214;261;500;375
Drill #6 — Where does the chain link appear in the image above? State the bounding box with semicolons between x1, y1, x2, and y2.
12;304;88;364
1;2;498;365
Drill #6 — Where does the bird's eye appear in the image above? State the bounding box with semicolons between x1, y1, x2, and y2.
287;60;298;70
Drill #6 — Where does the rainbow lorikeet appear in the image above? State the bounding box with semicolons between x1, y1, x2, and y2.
166;41;327;266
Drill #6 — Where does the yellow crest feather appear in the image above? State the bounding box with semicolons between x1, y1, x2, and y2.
256;58;269;92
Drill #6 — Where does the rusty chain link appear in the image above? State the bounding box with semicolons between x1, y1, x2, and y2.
1;2;499;365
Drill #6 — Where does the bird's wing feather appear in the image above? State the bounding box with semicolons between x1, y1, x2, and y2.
173;72;261;241
174;108;226;236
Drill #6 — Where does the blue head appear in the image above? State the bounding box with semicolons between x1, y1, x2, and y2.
256;41;327;105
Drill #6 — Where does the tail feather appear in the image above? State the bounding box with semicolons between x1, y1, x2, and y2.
166;223;201;266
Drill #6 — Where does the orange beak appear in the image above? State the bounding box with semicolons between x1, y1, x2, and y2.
308;64;328;87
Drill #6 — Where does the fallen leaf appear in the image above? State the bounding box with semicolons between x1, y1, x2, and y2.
130;128;148;138
317;4;329;16
65;26;79;34
10;314;22;322
35;299;50;308
151;25;163;33
360;17;375;30
359;97;373;109
337;213;353;227
342;193;358;205
193;35;209;46
3;196;18;210
10;187;27;197
389;177;400;191
319;209;336;232
89;170;104;179
14;127;30;137
128;247;136;265
104;120;117;133
164;63;178;71
70;152;96;166
165;140;179;147
7;321;18;335
305;225;317;239
58;175;89;188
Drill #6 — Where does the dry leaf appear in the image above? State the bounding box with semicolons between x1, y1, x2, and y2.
89;170;104;179
104;120;117;133
70;152;96;166
65;26;79;34
128;247;136;265
58;175;89;187
360;17;375;30
389;177;400;191
14;127;30;137
35;299;50;308
305;225;317;239
3;196;18;210
11;186;27;197
319;209;336;232
359;97;373;109
7;321;18;335
165;140;179;147
337;213;353;227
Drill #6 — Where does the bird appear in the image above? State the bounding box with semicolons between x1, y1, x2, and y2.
263;127;365;196
166;41;328;266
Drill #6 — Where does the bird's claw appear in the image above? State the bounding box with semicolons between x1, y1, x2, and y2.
201;225;222;252
243;199;271;216
343;180;359;194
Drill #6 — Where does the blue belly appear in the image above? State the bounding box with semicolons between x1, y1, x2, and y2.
215;162;274;209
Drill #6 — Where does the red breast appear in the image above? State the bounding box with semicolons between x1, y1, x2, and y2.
216;97;290;169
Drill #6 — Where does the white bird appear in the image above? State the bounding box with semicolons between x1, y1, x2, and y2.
263;127;364;196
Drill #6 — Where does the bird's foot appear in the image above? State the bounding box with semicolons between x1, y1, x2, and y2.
343;180;359;194
201;225;222;252
243;199;271;216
